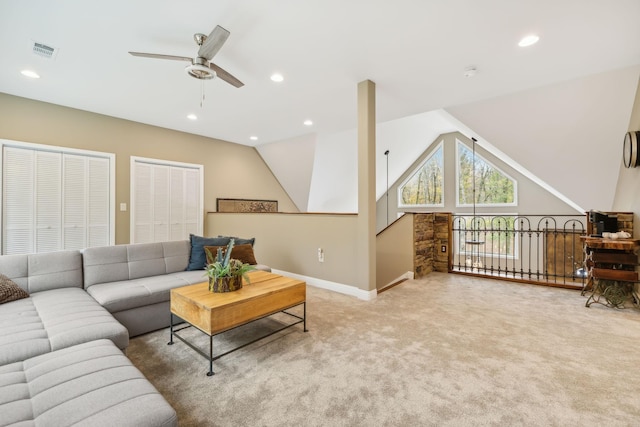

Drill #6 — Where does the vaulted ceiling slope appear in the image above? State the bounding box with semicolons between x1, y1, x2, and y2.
1;1;639;147
1;1;639;213
262;66;639;213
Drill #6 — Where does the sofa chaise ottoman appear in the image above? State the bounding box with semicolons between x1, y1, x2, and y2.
0;339;177;427
0;250;128;366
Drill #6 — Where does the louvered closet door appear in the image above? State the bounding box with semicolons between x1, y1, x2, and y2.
169;167;185;240
184;168;200;237
132;158;202;244
3;147;36;254
62;154;111;250
133;162;153;244
2;143;113;255
153;165;170;242
87;157;110;247
63;154;87;250
35;151;62;252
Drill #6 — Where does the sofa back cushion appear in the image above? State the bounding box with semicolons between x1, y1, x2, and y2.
127;243;166;280
0;273;29;303
29;251;84;292
0;254;28;289
83;240;191;288
162;240;191;273
0;251;83;293
82;245;130;288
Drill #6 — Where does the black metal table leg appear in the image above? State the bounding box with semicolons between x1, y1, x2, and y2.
303;302;308;332
168;312;174;345
170;301;307;377
207;335;215;376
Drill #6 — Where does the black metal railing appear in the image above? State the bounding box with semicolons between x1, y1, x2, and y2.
451;214;587;288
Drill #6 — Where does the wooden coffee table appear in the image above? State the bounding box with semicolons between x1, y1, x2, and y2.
169;270;307;376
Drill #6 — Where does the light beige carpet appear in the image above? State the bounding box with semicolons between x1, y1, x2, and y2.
127;273;640;427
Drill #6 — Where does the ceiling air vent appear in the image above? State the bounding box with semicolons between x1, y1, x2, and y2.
31;41;58;59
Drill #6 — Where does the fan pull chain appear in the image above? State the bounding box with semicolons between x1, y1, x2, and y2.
200;80;205;108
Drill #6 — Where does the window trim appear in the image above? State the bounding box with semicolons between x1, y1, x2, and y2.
455;139;518;208
397;140;445;208
0;138;116;251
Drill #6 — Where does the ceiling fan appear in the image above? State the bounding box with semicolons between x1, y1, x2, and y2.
129;25;244;88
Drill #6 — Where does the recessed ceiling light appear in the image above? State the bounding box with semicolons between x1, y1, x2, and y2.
518;34;539;47
270;73;284;82
187;114;197;120
464;67;477;78
20;69;40;79
303;120;313;126
250;136;258;141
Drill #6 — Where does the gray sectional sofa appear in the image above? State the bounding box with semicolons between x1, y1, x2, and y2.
82;240;206;337
1;238;264;426
0;250;129;366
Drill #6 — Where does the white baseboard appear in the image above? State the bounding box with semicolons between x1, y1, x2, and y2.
272;269;377;301
379;271;414;291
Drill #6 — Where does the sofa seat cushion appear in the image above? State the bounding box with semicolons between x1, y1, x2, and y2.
0;339;177;427
85;271;205;314
0;288;128;366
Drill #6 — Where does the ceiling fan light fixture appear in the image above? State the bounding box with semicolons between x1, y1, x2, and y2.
185;63;216;80
21;69;40;79
518;34;539;47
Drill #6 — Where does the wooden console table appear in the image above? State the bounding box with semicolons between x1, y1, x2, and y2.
581;237;640;309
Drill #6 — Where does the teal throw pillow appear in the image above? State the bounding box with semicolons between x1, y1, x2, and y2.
218;235;256;247
186;234;231;270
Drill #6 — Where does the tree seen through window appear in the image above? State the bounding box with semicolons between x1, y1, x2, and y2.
458;142;515;205
400;143;443;206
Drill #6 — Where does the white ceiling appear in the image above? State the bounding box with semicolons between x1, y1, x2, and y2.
2;0;640;148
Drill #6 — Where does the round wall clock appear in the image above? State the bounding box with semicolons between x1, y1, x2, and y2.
623;131;640;168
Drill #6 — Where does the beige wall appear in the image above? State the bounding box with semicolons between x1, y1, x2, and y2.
376;213;413;289
207;212;361;288
0;93;298;244
613;76;640;237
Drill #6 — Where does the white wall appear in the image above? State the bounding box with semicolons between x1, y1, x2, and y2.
306;110;459;213
256;133;315;212
447;65;640;212
307;128;358;212
613;74;640;237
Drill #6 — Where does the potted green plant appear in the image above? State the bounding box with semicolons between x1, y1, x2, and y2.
204;238;255;292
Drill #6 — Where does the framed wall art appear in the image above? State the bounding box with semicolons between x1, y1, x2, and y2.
216;198;278;213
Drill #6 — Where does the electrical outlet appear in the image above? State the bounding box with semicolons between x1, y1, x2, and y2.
441;245;447;253
318;248;324;262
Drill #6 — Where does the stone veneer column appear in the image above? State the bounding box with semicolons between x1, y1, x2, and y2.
413;212;452;277
413;213;434;277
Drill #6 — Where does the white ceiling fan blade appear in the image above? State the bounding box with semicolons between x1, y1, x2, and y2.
198;25;230;60
209;63;244;88
129;52;192;62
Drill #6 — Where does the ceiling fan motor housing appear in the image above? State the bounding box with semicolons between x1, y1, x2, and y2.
185;57;216;80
